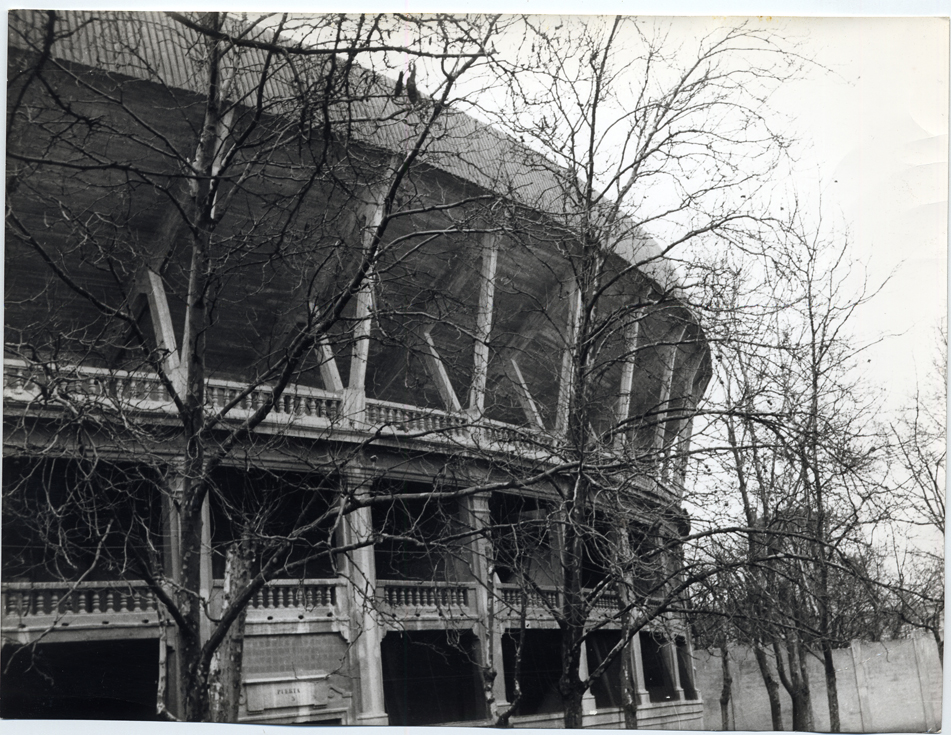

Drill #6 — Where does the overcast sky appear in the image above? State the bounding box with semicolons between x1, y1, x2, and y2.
770;16;948;416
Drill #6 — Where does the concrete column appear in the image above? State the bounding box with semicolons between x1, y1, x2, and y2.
160;467;185;719
577;638;599;716
340;465;388;726
555;281;581;436
466;493;509;716
614;317;640;450
666;637;685;701
346;171;391;428
468;235;499;417
631;632;651;705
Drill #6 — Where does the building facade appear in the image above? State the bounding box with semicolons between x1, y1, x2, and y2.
3;11;710;727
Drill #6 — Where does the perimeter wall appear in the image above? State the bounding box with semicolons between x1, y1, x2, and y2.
693;636;942;732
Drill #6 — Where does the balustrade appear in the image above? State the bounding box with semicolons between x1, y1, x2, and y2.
1;581;158;625
365;400;468;436
498;583;561;611
246;579;337;612
4;360;342;427
380;580;473;612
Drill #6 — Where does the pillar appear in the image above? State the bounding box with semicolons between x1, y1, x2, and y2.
577;638;599;716
615;318;640;449
340;464;388;726
468;235;499;417
466;493;509;717
555;281;581;436
666;637;685;701
631;632;651;706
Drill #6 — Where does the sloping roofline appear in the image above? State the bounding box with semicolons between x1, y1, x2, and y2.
9;9;686;290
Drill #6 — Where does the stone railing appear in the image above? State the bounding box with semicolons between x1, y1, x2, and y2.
3;361;682;496
3;360;342;429
498;583;561;612
245;579;338;612
365;398;469;437
205;380;341;423
1;580;159;629
589;588;621;613
497;584;631;620
380;580;475;614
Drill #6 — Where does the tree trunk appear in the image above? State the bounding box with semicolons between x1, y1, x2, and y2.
753;643;783;730
781;636;814;731
821;640;840;732
622;640;639;729
209;537;253;722
562;685;586;730
719;641;733;730
932;626;943;667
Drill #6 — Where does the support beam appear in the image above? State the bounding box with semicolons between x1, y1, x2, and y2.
506;356;545;430
631;632;651;705
614;317;640;449
466;494;509;716
653;326;687;454
421;326;462;412
137;267;184;391
317;335;344;393
340;465;388;727
555;281;581;436
468;235;499;416
347;169;392;393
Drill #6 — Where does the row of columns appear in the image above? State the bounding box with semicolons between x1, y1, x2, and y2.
334;464;691;726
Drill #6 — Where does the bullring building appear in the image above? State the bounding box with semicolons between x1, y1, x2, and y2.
3;11;711;728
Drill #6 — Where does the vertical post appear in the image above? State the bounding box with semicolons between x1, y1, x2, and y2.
666;637;685;701
469;235;499;417
653;326;686;472
199;495;214;644
556;281;581;436
345;178;389;426
631;632;651;705
161;467;185;719
577;639;599;718
340;465;388;726
615;317;640;450
466;494;509;718
913;635;939;730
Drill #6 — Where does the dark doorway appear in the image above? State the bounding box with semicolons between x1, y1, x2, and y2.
639;631;678;702
502;628;563;716
586;629;625;709
1;639;160;719
381;630;484;725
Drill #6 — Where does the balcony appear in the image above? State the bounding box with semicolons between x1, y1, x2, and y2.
3;360;554;459
1;580;161;639
215;579;341;624
378;580;476;621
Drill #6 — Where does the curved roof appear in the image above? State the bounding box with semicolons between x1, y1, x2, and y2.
8;10;678;288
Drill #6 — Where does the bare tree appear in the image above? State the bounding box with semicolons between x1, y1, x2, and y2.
889;325;946;664
691;207;893;731
461;16;806;728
